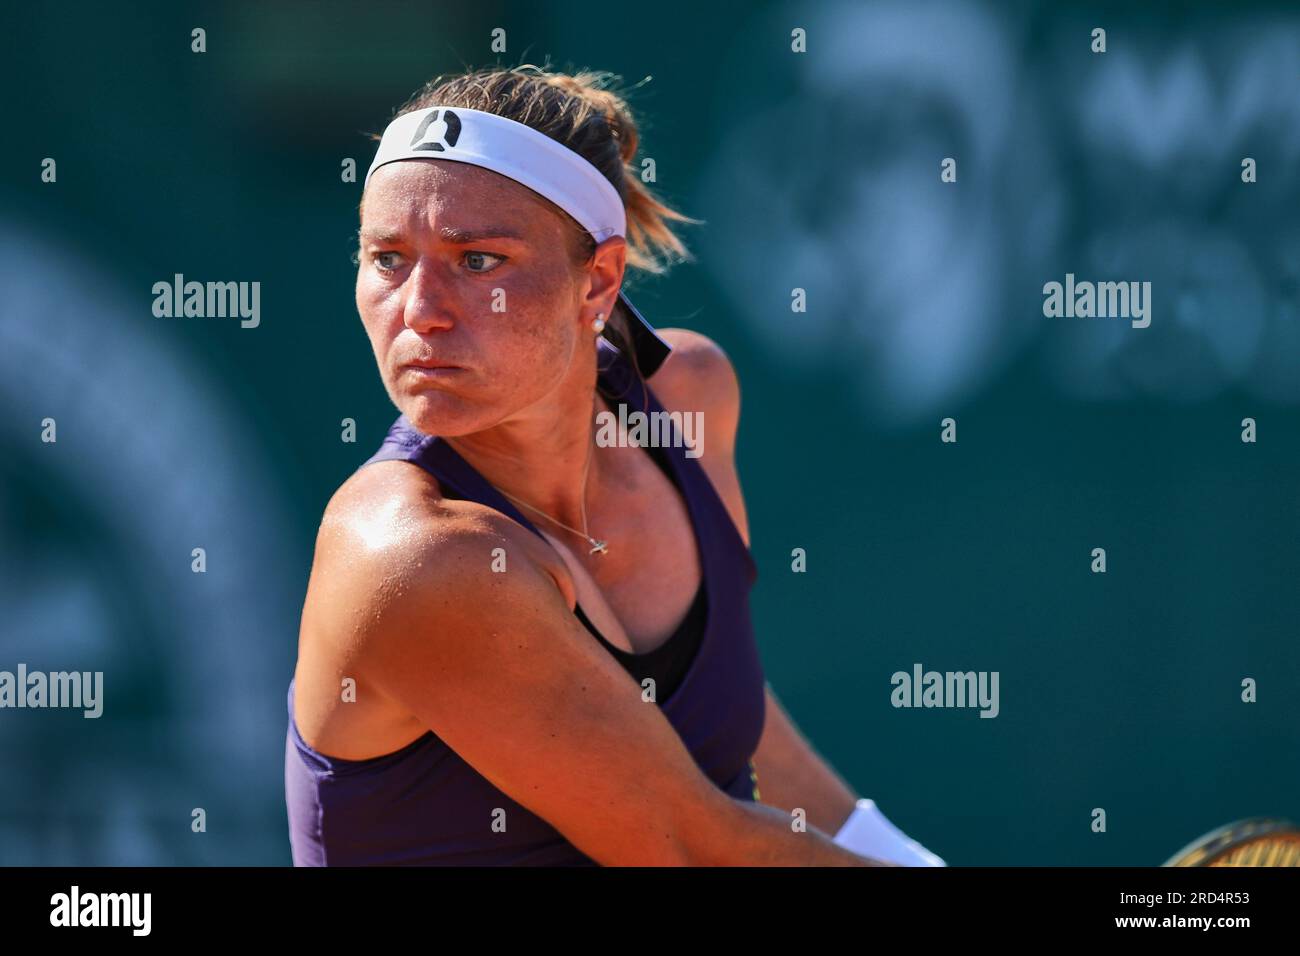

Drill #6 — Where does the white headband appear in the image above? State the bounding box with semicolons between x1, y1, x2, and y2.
364;106;627;243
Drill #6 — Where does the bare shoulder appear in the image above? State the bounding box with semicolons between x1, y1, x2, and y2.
317;460;511;573
647;329;749;545
651;329;740;414
302;461;577;665
649;328;741;456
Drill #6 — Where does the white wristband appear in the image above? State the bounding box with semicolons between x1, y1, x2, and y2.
832;798;947;866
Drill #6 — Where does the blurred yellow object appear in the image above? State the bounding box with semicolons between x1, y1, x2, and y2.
1164;818;1300;866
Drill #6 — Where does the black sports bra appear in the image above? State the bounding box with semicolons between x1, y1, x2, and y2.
574;580;707;701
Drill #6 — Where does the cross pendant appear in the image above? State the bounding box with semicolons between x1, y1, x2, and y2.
589;539;609;556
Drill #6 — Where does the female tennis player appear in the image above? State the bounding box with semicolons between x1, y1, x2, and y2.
285;65;946;866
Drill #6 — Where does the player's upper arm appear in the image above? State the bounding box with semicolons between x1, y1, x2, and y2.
330;503;736;866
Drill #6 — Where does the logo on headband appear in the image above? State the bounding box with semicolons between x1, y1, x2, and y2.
409;109;462;153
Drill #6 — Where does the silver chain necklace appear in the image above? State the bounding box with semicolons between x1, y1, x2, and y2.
495;415;608;556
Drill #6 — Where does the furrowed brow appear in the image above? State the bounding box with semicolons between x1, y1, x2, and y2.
438;225;526;243
360;226;526;245
359;230;404;246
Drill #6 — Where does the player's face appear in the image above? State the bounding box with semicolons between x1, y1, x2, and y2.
356;159;588;436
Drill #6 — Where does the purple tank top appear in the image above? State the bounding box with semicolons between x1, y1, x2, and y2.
285;340;766;865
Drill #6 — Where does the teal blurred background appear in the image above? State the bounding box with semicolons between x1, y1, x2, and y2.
2;0;1297;865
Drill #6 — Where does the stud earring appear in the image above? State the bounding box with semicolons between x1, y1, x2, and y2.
592;311;606;333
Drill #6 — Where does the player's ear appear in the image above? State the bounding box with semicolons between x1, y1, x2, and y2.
584;235;627;315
